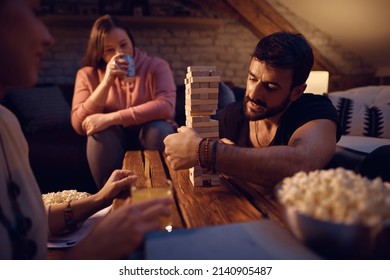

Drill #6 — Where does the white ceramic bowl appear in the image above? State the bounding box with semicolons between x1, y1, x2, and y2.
280;205;390;259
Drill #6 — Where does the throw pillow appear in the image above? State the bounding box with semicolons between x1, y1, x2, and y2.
4;86;71;133
364;104;390;138
327;94;390;138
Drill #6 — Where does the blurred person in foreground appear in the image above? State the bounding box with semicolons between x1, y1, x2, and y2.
0;0;171;259
164;32;341;188
71;15;176;188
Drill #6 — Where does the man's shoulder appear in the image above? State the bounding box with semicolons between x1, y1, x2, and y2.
288;93;337;117
295;93;332;105
284;93;341;141
291;93;336;113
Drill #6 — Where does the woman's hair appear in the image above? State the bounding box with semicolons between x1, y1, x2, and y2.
252;32;314;89
82;14;135;70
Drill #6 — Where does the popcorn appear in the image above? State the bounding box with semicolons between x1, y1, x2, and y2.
277;168;390;227
42;190;91;206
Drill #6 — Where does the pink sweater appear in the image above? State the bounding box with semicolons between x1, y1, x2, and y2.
71;48;176;135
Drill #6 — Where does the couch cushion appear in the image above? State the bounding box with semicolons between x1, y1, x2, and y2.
4;86;71;133
326;86;390;139
327;86;390;106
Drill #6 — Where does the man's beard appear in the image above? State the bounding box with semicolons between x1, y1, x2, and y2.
243;95;291;121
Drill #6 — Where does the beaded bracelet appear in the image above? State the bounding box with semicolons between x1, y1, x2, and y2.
211;140;218;174
197;138;206;168
204;138;210;171
64;200;76;231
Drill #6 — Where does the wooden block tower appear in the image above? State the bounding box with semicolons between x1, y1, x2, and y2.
185;66;221;187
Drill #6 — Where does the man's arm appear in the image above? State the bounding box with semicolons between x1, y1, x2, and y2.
215;119;337;187
164;119;337;188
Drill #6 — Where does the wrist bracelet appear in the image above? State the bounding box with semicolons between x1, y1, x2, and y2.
204;138;210;171
211;140;218;174
64;200;76;231
197;138;206;168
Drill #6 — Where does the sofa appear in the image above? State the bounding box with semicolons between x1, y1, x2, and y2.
2;85;96;194
325;86;390;173
2;82;238;194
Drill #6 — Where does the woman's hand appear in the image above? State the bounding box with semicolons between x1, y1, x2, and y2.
82;112;119;135
164;126;202;170
69;197;173;259
94;169;136;207
103;53;129;85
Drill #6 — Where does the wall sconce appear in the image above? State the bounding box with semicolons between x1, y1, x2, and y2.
304;71;329;95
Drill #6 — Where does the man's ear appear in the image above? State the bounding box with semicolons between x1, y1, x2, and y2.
290;83;306;101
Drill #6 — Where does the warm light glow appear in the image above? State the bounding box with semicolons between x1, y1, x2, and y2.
304;71;329;95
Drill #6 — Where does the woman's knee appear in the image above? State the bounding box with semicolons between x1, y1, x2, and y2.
88;126;123;144
139;120;175;150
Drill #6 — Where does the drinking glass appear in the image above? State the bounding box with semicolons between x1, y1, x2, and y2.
131;182;174;232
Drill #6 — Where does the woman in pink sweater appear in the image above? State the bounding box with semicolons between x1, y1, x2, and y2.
71;15;176;187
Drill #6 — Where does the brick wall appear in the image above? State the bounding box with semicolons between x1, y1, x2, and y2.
38;0;384;91
38;17;258;88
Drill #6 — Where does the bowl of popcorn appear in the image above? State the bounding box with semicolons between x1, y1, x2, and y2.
42;189;91;206
276;168;390;259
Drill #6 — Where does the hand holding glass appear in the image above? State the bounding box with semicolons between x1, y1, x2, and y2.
131;184;174;232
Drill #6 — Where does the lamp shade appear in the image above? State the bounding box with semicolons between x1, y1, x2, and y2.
304;71;329;95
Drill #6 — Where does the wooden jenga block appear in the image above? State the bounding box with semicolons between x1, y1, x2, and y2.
210;178;221;185
197;174;220;181
186;71;221;78
189;76;221;83
187;66;216;72
189;176;204;187
186;93;201;100
185;99;218;106
185;110;216;116
185;82;200;89
185;87;219;94
209;82;219;88
189;174;221;187
193;126;219;133
203;126;219;133
186;119;218;128
186;71;209;78
186;116;211;123
185;104;218;112
189;166;203;177
185;92;218;100
209;92;218;99
200;94;210;100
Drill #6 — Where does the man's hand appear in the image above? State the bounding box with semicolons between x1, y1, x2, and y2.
220;138;235;145
164;126;202;170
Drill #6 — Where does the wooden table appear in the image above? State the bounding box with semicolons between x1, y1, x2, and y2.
48;150;285;259
48;150;390;259
115;150;284;228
